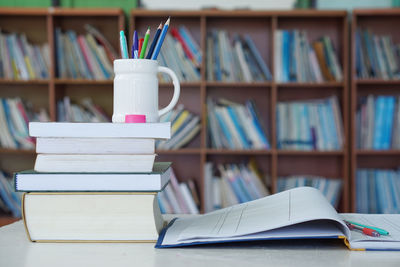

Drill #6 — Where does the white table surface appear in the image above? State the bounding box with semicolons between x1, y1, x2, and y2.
1;220;400;267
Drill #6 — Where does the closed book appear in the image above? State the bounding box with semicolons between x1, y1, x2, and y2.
34;154;156;173
36;137;155;154
22;192;164;242
15;162;171;192
29;122;171;139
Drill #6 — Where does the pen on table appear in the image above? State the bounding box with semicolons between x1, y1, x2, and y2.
345;220;389;236
151;17;170;60
139;27;150;59
345;221;380;237
138;38;144;57
146;22;162;59
119;30;128;59
133;30;139;59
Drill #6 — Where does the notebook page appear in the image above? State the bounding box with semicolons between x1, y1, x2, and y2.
177;187;347;241
341;214;400;249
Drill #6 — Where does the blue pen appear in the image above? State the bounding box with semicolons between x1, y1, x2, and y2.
119;31;128;59
133;30;139;59
151;17;170;60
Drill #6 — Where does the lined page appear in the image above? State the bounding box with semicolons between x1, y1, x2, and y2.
177;187;346;241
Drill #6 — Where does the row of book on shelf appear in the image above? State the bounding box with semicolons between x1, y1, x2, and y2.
356;28;400;80
274;31;342;82
55;25;117;80
356;168;400;214
207;98;270;149
356;95;400;150
277;95;344;150
0;31;50;80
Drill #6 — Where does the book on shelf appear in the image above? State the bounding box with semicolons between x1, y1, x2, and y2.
29;121;171;139
57;97;110;123
207;98;270;150
0;30;49;80
15;162;171;192
157;168;200;214
0;97;49;150
0;171;22;218
34;154;156;173
36;137;155;154
55;25;113;80
206;30;271;82
356;95;400;150
156;104;201;150
203;160;270;213
158;26;201;83
274;30;342;82
356;168;400;214
157;186;400;251
356;28;400;80
277;175;342;208
22;192;164;242
277;95;343;151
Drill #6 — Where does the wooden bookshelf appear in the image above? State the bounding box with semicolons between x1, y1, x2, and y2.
0;7;125;221
350;9;400;212
131;9;349;212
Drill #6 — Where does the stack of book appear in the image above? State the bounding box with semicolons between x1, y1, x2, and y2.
277;175;342;208
0;97;49;150
203;161;270;212
157;169;200;214
356;29;400;80
156;104;200;150
14;122;172;242
57;97;110;123
356;168;400;214
206;30;272;82
158;26;201;82
55;25;117;80
0;171;22;218
356;95;400;149
277;95;344;150
207;98;270;149
0;31;50;80
274;30;342;82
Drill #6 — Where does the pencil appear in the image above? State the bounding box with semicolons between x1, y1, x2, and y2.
138;38;144;56
133;30;139;59
146;22;162;59
151;17;170;60
140;28;151;59
119;30;128;59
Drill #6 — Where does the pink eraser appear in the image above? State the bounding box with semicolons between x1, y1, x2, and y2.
125;114;146;123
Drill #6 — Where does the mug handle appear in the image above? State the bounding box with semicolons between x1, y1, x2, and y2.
157;66;180;117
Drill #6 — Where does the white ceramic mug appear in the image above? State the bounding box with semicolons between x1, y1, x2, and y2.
112;59;180;123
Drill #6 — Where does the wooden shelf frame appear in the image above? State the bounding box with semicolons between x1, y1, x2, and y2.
131;9;349;212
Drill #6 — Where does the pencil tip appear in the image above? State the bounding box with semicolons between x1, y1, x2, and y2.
166;17;170;25
158;22;163;29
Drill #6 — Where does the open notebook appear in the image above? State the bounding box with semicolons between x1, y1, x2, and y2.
156;187;400;251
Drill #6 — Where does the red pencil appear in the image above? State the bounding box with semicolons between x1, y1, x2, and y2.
138;38;144;56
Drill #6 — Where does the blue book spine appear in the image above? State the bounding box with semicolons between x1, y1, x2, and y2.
388;171;399;213
373;97;385;149
355;30;362;77
212;31;221;81
288;31;296;82
326;100;339;149
2;99;18;148
317;104;328;150
226;176;248;203
383;97;395;149
375;170;386;213
0;176;20;217
179;26;201;64
214;109;235;149
364;30;377;77
244;34;272;80
227;106;251;149
282;31;290;82
245;101;269;149
235;174;253;202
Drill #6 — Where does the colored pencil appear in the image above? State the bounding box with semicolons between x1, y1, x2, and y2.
119;30;128;59
140;27;151;59
151;17;170;60
133;30;139;59
146;22;162;59
138;38;144;56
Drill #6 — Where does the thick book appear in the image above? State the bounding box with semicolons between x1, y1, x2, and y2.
36;137;155;154
22;192;164;242
29;122;171;139
15;162;171;192
156;187;400;251
34;154;156;173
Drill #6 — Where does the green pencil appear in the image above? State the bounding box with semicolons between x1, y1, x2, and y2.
139;27;151;59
